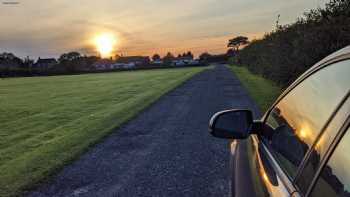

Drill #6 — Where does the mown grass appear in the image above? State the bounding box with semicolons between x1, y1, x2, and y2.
0;67;205;197
229;65;282;112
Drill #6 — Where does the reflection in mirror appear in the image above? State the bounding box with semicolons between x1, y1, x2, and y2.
210;109;253;139
215;111;249;133
265;107;308;178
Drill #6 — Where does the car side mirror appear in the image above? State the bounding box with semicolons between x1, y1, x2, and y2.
209;109;253;139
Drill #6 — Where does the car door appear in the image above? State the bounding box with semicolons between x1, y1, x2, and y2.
237;59;350;197
306;125;350;197
296;96;350;197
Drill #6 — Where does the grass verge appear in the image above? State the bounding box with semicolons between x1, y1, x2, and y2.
229;65;282;112
0;67;205;197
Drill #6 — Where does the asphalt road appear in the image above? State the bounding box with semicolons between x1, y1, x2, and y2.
29;64;260;197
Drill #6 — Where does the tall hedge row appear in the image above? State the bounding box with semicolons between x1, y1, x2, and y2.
236;0;350;87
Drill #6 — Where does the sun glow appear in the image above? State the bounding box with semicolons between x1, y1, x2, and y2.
95;33;116;58
299;128;308;139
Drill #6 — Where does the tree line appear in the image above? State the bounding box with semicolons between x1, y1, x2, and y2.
152;51;194;65
0;52;102;77
0;50;200;77
230;0;350;87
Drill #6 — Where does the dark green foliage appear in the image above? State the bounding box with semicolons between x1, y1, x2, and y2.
176;51;194;59
186;51;194;59
229;65;281;112
152;54;161;61
228;36;249;51
199;52;228;64
163;52;175;65
57;51;82;72
236;0;350;87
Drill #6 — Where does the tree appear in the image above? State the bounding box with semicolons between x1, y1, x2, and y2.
58;52;82;72
199;52;211;61
22;56;34;69
234;0;350;87
226;48;235;57
115;54;122;60
228;36;249;51
58;52;81;63
0;52;23;68
186;51;194;59
163;52;174;60
152;54;161;61
163;52;175;65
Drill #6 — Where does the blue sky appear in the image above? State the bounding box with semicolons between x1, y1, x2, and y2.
0;0;328;58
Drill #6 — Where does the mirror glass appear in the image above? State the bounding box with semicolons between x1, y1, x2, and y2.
211;110;252;139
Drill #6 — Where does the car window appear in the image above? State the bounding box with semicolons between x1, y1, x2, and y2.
296;97;350;194
310;126;350;197
264;60;350;179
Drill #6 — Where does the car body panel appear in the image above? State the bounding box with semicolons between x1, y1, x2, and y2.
229;45;350;197
232;137;293;197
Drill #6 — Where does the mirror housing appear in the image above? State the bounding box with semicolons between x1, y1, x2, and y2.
209;109;254;139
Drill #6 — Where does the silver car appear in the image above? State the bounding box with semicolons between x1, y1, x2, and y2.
210;46;350;197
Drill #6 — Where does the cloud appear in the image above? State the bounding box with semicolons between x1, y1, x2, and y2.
0;0;328;58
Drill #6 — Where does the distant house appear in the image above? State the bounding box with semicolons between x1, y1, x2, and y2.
92;59;114;70
172;55;196;66
35;58;57;69
116;56;150;67
188;59;200;65
152;60;163;65
172;59;186;66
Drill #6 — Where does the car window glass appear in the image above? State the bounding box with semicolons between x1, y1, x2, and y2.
264;60;350;179
310;127;350;197
297;98;350;194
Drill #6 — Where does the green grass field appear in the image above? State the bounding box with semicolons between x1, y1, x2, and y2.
229;65;282;112
0;67;205;197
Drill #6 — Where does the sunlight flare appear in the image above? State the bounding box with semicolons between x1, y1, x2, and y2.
94;33;116;58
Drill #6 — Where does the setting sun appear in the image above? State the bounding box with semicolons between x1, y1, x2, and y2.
95;33;116;58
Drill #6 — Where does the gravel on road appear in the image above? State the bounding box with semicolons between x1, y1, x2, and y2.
29;65;260;197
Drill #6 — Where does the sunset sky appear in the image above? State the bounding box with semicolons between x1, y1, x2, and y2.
0;0;327;59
